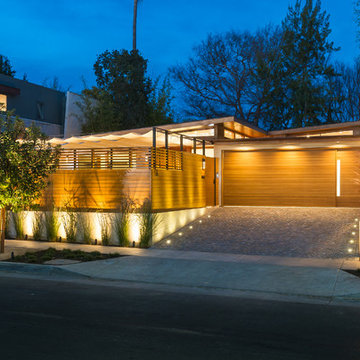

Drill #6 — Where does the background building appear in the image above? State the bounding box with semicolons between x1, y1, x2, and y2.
0;74;82;137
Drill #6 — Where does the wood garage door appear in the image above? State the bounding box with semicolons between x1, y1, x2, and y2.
222;150;336;207
336;150;360;207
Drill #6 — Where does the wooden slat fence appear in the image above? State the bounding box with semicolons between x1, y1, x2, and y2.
58;147;183;171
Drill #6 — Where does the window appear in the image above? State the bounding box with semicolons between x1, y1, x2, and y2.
0;94;7;111
37;101;44;120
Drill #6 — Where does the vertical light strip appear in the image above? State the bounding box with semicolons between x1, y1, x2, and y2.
336;159;341;197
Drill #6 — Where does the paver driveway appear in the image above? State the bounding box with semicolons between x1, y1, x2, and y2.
154;207;360;258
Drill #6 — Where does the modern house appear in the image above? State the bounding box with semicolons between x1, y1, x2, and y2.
14;116;360;244
44;115;360;208
0;74;82;137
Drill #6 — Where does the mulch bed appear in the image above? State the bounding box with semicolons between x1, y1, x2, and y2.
5;247;124;264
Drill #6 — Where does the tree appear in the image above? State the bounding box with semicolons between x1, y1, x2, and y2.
80;50;173;134
0;55;15;77
280;0;339;128
0;113;60;252
171;1;339;130
355;1;360;44
133;0;143;51
170;26;283;128
327;60;360;123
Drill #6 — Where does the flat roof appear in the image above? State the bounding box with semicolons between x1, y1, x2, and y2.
269;121;360;136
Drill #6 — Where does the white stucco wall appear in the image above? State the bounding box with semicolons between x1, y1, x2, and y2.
7;208;210;245
64;91;84;138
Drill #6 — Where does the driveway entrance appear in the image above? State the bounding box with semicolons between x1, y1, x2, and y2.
154;207;360;258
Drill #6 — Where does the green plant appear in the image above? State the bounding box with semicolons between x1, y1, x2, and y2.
5;210;10;239
78;213;92;245
12;211;25;240
44;211;60;242
32;211;44;241
0;112;60;252
98;213;111;246
138;198;159;249
62;211;78;243
114;197;135;247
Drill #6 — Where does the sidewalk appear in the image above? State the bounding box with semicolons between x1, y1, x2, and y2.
2;239;360;305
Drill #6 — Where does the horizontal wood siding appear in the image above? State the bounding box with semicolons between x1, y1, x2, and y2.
336;150;360;207
41;168;151;210
151;152;206;210
223;150;336;207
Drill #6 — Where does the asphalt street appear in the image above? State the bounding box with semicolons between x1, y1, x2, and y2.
0;275;360;360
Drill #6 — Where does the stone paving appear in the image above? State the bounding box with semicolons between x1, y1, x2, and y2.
154;207;360;259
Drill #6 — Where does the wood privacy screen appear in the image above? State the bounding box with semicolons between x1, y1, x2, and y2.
41;147;216;211
58;147;182;171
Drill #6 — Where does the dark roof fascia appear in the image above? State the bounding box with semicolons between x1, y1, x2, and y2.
0;84;20;96
213;135;360;144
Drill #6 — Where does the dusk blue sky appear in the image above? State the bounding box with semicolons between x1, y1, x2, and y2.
2;0;358;94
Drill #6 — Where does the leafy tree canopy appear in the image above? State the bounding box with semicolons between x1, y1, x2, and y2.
0;113;60;210
0;113;61;251
0;55;15;77
171;0;339;130
280;0;339;128
80;50;174;134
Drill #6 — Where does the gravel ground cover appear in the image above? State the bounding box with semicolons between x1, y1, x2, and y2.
154;207;360;258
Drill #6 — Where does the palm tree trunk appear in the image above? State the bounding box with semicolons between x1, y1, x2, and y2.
0;208;5;253
133;0;138;51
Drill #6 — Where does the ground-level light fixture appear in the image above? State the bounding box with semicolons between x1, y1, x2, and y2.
166;239;171;244
189;226;193;229
348;248;353;253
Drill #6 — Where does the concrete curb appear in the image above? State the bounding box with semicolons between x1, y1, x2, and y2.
0;261;90;278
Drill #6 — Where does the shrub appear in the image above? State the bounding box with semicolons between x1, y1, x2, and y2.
12;211;25;240
44;211;60;242
98;213;111;246
114;197;135;247
138;199;159;249
78;213;92;244
32;211;45;241
5;211;11;239
62;211;78;243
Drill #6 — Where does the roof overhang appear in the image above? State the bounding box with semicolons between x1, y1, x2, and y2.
269;121;360;137
0;84;20;96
